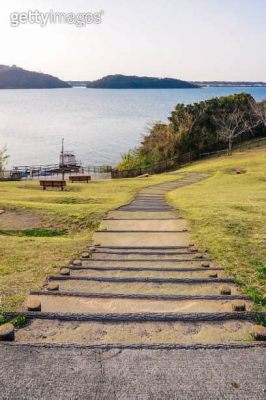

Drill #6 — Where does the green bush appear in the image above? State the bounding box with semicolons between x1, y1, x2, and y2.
117;94;265;170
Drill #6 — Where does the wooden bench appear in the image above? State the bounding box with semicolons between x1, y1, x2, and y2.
69;175;91;183
39;180;66;191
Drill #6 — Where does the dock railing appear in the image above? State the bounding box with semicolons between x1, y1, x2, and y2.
1;164;113;181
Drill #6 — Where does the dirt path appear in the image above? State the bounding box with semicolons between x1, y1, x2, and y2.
1;172;265;399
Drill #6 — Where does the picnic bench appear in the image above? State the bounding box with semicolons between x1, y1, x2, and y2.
69;175;91;183
39;180;66;191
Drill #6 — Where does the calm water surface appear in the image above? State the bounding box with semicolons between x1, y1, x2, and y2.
0;87;265;167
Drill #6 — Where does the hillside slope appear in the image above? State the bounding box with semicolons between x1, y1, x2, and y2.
0;65;70;89
168;146;266;308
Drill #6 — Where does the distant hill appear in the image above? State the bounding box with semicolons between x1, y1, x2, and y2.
86;75;199;89
0;65;70;89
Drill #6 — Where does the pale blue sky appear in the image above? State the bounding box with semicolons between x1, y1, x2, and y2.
1;0;265;81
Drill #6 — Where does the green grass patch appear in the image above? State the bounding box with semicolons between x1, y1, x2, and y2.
255;314;266;327
167;147;266;310
0;228;67;237
0;314;27;327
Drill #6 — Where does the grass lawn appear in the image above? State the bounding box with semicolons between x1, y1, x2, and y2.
167;146;266;309
0;173;182;312
1;146;265;313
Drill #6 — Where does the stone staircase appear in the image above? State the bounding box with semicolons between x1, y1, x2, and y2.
3;173;265;346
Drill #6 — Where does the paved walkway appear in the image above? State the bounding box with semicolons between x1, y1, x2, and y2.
0;345;265;399
1;173;265;399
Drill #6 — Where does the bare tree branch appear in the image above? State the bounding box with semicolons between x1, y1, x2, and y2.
248;99;266;127
213;104;261;153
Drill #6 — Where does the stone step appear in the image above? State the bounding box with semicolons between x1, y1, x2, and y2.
49;275;234;284
100;219;188;231
70;268;227;279
46;279;239;296
8;310;261;322
70;266;220;272
15;318;256;345
130;200;167;204
32;290;246;301
125;205;171;210
119;207;174;212
120;202;171;205
80;259;213;267
132;191;171;195
90;246;191;250
105;211;180;220
87;253;207;260
93;231;190;246
23;294;252;314
133;198;166;201
96;230;190;233
89;249;196;255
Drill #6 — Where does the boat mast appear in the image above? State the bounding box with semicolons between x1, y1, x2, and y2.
61;138;65;181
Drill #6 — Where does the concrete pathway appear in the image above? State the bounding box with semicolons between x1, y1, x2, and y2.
1;345;265;400
1;172;265;399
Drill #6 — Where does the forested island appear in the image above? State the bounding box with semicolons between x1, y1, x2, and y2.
86;74;198;89
0;65;70;89
2;67;265;89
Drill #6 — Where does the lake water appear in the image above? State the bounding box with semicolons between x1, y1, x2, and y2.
1;87;265;168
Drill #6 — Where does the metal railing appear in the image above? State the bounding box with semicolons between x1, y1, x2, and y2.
0;164;113;181
199;137;266;160
111;136;266;179
111;152;195;179
1;137;264;182
199;149;228;159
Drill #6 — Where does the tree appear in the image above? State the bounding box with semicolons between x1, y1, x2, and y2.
250;100;266;127
140;123;178;162
116;149;148;171
0;147;8;173
212;105;258;154
116;93;263;170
